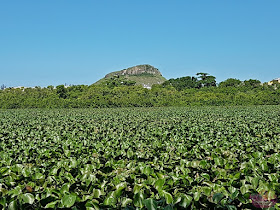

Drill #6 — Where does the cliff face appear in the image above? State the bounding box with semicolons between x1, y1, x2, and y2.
96;64;166;88
105;64;162;78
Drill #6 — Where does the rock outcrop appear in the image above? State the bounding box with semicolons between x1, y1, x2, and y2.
96;64;166;88
105;64;162;78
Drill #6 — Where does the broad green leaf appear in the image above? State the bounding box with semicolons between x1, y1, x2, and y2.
133;184;143;194
115;182;127;197
237;195;248;204
251;177;259;188
8;200;17;210
33;173;45;180
121;198;133;207
21;193;35;204
230;190;239;200
69;158;78;168
0;183;8;195
134;192;145;208
45;200;59;208
164;205;174;210
8;186;22;198
104;192;116;206
201;186;212;196
163;191;173;204
0;197;6;206
143;166;152;175
144;198;157;210
49;167;59;175
199;160;208;168
252;152;263;158
193;191;200;202
191;160;200;168
260;162;268;172
61;194;76;208
240;185;251;195
213;193;224;204
226;205;237;210
82;195;93;202
233;172;241;180
157;173;166;179
92;189;102;198
85;200;99;209
173;194;181;204
228;186;237;194
0;167;10;175
86;206;98;210
201;173;210;180
214;157;223;166
60;183;70;195
127;149;134;158
22;168;31;177
179;194;192;208
154;179;165;191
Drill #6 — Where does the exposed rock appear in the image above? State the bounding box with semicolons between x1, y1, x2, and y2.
105;64;162;78
96;64;166;88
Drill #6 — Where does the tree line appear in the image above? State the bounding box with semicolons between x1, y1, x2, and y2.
0;73;280;108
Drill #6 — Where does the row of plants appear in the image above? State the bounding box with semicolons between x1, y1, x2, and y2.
0;106;280;209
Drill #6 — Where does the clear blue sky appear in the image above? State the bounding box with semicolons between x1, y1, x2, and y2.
1;0;279;87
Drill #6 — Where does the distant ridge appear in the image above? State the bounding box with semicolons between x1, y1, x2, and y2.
96;64;167;88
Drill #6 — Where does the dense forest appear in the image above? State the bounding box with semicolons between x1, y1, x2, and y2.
1;73;280;108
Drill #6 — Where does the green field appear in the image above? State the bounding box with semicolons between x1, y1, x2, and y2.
0;106;280;209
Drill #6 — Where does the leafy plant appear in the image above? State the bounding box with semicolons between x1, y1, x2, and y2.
0;106;280;209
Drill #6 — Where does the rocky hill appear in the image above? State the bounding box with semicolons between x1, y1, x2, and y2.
95;64;166;88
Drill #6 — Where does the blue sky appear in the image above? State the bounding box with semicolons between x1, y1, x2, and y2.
0;0;279;87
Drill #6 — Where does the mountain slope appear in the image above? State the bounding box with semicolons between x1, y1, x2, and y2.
95;64;167;88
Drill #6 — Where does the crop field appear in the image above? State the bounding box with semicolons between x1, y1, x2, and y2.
0;106;280;209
